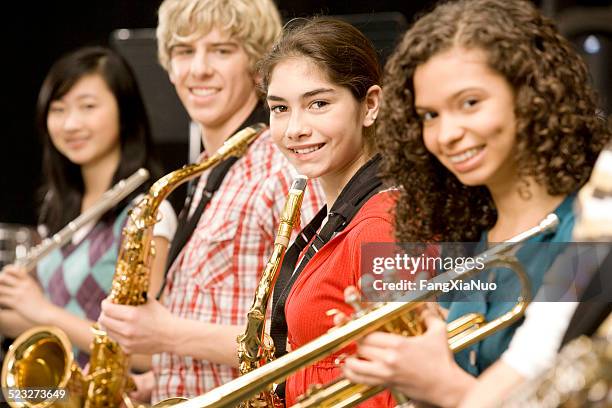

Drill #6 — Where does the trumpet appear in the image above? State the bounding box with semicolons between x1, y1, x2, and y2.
171;213;559;408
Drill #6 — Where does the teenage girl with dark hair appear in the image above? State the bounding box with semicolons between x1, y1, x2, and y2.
0;46;177;367
261;17;396;407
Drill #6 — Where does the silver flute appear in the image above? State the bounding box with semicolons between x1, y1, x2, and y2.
15;168;149;272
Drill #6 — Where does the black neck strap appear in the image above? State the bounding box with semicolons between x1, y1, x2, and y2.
270;154;384;359
157;103;269;299
163;156;239;277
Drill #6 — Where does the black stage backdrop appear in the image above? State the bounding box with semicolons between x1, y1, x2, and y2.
1;0;610;227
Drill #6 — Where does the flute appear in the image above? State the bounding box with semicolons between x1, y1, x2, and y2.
15;168;149;272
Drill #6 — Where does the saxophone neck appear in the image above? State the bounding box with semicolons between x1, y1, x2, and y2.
138;123;269;221
216;123;267;157
238;176;309;371
112;124;267;307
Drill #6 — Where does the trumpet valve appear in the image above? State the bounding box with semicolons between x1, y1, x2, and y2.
334;353;349;366
344;286;365;316
326;308;351;329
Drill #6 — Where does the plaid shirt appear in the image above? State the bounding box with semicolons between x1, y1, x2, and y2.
152;130;323;402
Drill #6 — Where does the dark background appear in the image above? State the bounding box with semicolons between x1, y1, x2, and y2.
2;0;610;227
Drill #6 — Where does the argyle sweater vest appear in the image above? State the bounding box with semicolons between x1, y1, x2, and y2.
36;206;130;366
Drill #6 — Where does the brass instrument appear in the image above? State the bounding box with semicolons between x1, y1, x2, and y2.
291;312;488;408
1;124;266;408
500;144;612;407
236;175;308;408
170;214;559;408
0;168;150;408
86;123;266;408
500;312;612;408
1;326;84;408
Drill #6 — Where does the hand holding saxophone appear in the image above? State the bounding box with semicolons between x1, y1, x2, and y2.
343;306;476;407
99;297;176;354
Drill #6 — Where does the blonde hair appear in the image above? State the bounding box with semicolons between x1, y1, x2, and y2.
157;0;282;72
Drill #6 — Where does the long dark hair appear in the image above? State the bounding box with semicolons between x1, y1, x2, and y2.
379;0;611;243
36;46;161;234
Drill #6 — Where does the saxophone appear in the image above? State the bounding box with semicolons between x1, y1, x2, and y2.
236;175;308;408
1;124;266;408
85;123;266;408
499;312;612;408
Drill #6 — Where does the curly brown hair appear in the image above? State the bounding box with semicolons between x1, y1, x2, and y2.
380;0;611;243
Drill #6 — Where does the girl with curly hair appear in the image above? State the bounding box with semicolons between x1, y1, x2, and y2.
342;0;611;406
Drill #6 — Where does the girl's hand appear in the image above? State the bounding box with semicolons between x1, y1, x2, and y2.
0;265;51;324
343;306;475;407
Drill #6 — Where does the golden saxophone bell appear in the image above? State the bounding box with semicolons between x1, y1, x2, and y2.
168;214;558;408
1;326;84;408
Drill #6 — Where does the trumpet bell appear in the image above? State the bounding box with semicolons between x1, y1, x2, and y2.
1;326;83;408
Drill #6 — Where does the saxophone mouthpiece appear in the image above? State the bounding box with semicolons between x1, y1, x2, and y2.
218;123;267;157
274;175;308;247
291;175;308;193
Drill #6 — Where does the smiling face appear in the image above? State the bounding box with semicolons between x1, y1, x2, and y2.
46;73;121;169
167;27;258;132
267;58;379;190
415;47;517;190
